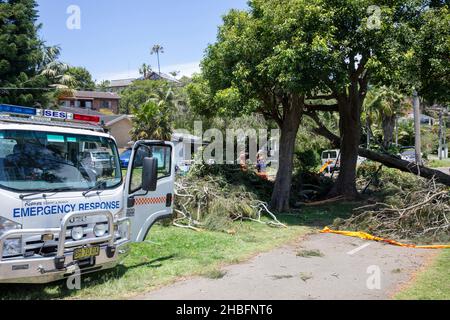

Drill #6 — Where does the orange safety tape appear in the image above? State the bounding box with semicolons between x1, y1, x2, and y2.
320;227;450;249
318;160;333;174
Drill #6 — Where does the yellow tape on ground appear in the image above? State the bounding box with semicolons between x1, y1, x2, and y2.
320;227;450;249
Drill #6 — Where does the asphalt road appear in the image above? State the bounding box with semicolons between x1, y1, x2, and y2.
134;233;435;300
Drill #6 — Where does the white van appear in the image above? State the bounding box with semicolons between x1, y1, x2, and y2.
321;149;340;171
321;149;366;172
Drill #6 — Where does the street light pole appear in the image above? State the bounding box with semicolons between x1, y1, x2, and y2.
395;115;399;146
413;90;423;166
439;108;444;160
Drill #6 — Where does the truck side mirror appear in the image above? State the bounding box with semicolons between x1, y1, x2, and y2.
142;157;158;192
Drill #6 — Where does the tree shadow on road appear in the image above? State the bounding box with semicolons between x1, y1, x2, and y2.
0;255;176;300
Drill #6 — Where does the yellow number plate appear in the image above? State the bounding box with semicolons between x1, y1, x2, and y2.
73;246;100;261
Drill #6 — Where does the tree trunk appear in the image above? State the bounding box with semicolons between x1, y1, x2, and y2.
329;92;361;199
381;114;396;149
313;114;450;186
358;148;450;186
310;123;450;187
270;107;301;212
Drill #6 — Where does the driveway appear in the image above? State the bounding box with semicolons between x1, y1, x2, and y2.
134;233;436;300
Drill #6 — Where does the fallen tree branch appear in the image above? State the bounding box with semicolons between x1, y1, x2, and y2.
358;148;450;187
250;201;287;228
306;114;450;186
336;179;450;241
297;196;345;206
173;165;283;232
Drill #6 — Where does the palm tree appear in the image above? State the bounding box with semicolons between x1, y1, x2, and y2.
130;99;173;141
151;44;164;76
139;63;152;79
37;44;62;71
363;86;409;150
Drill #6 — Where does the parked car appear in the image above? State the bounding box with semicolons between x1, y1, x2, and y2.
120;148;132;168
120;148;150;169
400;147;417;163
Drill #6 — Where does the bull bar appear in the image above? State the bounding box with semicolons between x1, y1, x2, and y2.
0;210;131;284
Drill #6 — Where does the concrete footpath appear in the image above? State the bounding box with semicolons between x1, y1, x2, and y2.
134;233;435;300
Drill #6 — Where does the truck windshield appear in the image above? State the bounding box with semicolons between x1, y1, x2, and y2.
0;130;122;192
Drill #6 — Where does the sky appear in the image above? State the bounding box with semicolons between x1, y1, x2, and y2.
35;0;249;82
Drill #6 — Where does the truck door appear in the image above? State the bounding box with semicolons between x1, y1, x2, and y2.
125;141;175;242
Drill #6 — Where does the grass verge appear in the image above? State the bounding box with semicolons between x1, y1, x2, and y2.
427;159;450;168
395;249;450;300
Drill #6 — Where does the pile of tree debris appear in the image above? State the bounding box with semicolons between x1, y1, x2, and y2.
335;168;450;243
173;164;286;231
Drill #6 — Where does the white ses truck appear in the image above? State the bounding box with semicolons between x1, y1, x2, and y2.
0;104;175;283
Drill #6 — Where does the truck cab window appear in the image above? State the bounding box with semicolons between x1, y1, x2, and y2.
129;144;172;193
0;130;122;192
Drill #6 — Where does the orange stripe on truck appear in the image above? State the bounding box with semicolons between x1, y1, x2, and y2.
135;196;167;206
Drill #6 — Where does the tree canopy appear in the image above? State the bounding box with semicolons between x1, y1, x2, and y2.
189;0;448;210
66;66;96;90
412;6;450;105
119;79;175;114
0;0;81;107
0;0;44;105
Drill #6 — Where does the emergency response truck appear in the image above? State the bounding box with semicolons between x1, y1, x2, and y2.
0;104;175;283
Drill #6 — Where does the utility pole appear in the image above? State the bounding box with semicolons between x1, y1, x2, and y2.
444;111;448;159
413;90;423;166
366;117;371;149
439;108;444;160
394;115;399;146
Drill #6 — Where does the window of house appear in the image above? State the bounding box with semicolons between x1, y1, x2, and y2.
101;100;112;109
60;101;70;108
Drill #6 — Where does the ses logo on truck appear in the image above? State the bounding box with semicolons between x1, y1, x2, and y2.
13;201;121;218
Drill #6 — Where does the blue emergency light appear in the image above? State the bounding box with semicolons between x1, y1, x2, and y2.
0;104;37;116
0;104;101;125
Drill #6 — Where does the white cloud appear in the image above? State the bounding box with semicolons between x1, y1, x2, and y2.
96;61;200;82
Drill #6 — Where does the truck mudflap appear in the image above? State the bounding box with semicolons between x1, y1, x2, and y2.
0;211;130;284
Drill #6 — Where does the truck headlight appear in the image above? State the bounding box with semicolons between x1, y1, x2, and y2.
3;238;22;257
0;217;22;238
71;227;84;241
0;218;23;257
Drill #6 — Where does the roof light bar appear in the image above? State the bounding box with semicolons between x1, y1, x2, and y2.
73;114;100;123
0;104;101;124
39;109;74;120
0;104;37;116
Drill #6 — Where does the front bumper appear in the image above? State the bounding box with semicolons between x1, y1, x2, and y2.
0;211;130;284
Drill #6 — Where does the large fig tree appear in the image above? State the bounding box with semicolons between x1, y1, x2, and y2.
195;0;418;210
